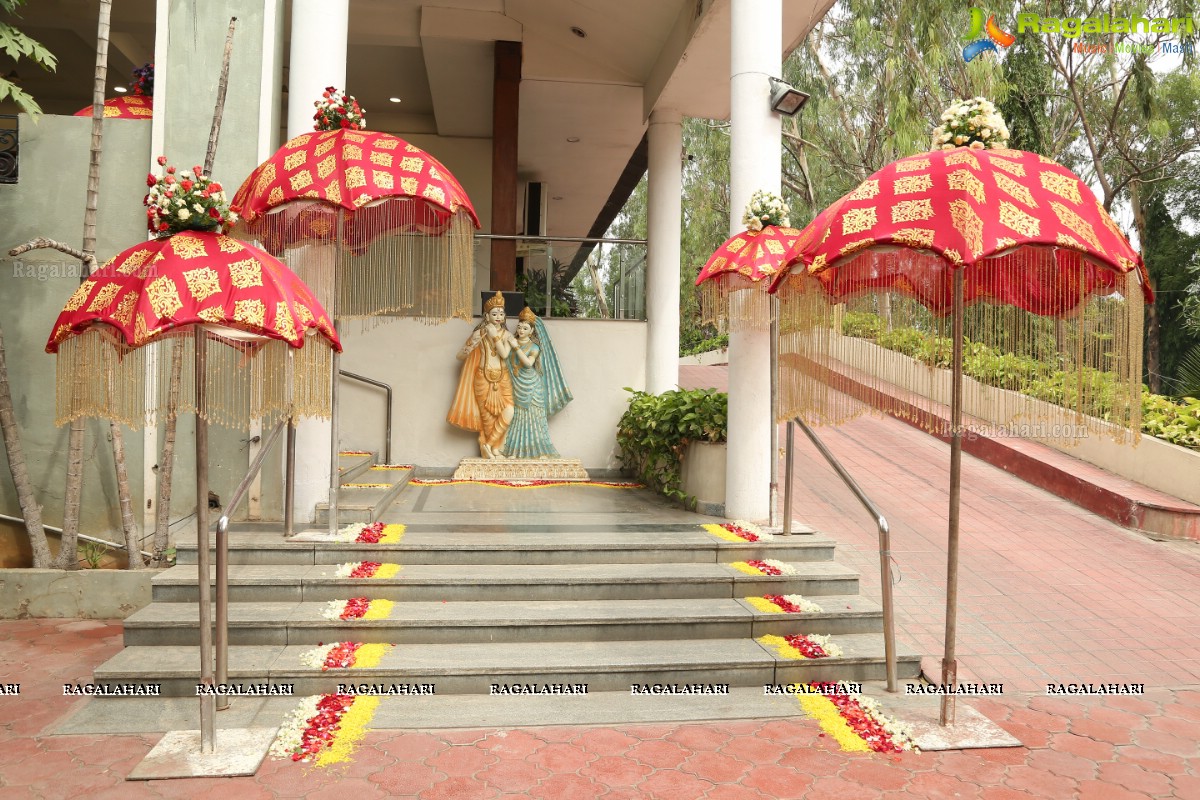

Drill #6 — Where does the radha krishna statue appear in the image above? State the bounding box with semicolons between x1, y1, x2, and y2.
503;306;572;458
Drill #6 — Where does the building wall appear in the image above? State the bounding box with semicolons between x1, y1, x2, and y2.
337;318;647;471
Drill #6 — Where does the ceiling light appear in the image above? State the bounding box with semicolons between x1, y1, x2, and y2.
566;137;580;143
552;196;564;201
388;97;402;103
768;77;809;116
570;26;587;38
113;85;128;93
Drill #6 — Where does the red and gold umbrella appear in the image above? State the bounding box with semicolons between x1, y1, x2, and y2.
73;94;153;119
695;224;801;329
768;146;1150;725
47;230;341;429
231;128;479;320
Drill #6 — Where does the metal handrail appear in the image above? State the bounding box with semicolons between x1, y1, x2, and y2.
784;416;898;693
213;418;287;711
0;513;153;560
339;370;392;464
476;233;647;245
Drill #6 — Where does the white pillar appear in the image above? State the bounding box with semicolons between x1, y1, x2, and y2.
289;0;348;523
646;108;683;394
725;0;780;523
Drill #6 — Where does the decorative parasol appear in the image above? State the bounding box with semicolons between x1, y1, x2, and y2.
769;143;1149;725
696;223;801;329
47;229;340;428
73;93;153;119
231;125;480;321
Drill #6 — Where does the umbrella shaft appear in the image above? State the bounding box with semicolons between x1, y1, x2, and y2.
941;269;965;727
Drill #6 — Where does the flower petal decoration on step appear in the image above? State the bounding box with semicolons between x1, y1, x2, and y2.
730;559;797;576
794;684;918;753
332;522;406;543
321;598;395;621
758;633;843;659
299;642;394;670
333;562;402;579
269;693;381;765
703;521;775;542
745;594;824;614
408;479;644;489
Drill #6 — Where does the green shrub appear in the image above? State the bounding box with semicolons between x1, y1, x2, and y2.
616;388;727;504
681;332;729;356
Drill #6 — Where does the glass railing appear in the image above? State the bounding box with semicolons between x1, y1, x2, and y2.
474;234;648;320
0;115;18;184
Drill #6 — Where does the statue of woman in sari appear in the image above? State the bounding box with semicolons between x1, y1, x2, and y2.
502;307;572;459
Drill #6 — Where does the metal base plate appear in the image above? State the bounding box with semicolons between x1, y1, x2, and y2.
127;727;278;780
862;684;1022;751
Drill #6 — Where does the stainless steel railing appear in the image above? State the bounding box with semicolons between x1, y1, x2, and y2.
339;370;392;465
782;416;898;693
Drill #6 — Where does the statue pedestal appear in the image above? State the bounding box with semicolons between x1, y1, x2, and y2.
453;458;590;481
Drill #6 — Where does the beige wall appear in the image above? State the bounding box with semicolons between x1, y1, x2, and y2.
338;318;647;471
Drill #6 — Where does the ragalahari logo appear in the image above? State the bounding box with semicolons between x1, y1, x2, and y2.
963;8;1016;61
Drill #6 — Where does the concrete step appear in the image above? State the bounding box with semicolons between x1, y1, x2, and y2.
151;562;861;603
122;595;884;646
175;529;839;566
337;451;376;486
315;465;411;525
93;635;922;695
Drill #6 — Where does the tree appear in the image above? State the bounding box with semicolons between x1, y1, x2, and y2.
0;0;57;118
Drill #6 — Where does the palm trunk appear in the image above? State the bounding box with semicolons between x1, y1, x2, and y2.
0;320;52;567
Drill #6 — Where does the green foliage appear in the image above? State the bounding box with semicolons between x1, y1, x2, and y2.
616;388;727;503
516;258;578;318
680;331;728;357
842;312;1199;450
0;0;57;118
80;539;107;569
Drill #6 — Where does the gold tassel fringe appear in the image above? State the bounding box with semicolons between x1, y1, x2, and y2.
697;276;774;332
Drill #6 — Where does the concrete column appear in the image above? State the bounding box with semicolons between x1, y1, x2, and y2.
646;108;683;394
287;0;348;138
288;0;348;522
725;0;781;522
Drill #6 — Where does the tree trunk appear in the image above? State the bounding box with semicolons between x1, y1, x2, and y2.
152;342;184;566
110;422;140;567
0;319;53;567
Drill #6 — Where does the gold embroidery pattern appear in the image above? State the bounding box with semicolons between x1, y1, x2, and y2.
343;132;367;144
1051;201;1102;250
87;283;120;312
325;182;343;205
294;303;314;325
765;239;786;256
990;158;1026;178
268;186;285;205
228;258;264;290
117;249;153;275
727;237;748;254
373;170;395;190
309;218;333;237
112;291;137;326
146;276;183;320
400;177;419;195
891;228;936;249
945;150;981;170
289;170;314;191
283;134;309;150
303;189;320;199
369;151;393;167
841;207;878;236
999;201;1040;238
197;306;225;323
353;193;372;208
949;200;984;258
1039;171;1083;204
947;169;986;204
183;267;222;302
808;253;828;273
400;157;425;173
346;167;367;189
891;199;934;224
170;235;208;260
1118;256;1138;273
429;166;442;181
375;138;400;151
405;144;420;153
840;238;876;257
342;144;363;162
283;151;308;172
1056;232;1085;251
317;155;337;180
995;237;1018;251
894;157;930;173
217;236;242;254
274;302;297;343
847;180;880;201
134;313;150;344
988;148;1025;159
315;140;336;159
422;185;447;206
894;174;933;195
1037;154;1058;164
994;171;1037;207
1096;202;1124;239
254;163;277;196
943;248;964;265
233;299;266;329
708;256;729;273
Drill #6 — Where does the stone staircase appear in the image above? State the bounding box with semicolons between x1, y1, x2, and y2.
314;452;412;525
94;458;921;701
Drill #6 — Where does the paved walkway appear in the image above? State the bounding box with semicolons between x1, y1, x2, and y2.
2;364;1199;797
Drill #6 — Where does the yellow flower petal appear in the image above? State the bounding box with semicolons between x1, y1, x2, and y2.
362;600;394;621
351;643;392;669
744;596;784;614
796;693;872;752
314;696;381;767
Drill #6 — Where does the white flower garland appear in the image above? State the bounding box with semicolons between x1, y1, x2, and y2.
321;600;349;621
299;644;338;669
931;97;1010;151
742;189;791;231
268;695;321;759
759;559;798;576
730;520;775;541
856;694;919;750
779;594;823;613
806;633;844;658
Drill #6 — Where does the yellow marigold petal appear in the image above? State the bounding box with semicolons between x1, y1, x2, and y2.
378;524;406;544
728;561;763;576
796;693;872;752
314;696;381;767
703;524;745;542
373;564;402;579
757;634;807;660
351;644;392;669
745;596;783;614
362;600;394;621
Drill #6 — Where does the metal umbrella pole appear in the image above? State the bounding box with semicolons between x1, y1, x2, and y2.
327;211;344;535
769;295;779;530
940;268;965;726
193;328;217;750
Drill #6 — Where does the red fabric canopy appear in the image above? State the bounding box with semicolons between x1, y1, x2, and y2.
73;94;153;119
770;148;1152;314
46;231;340;352
695;225;802;286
